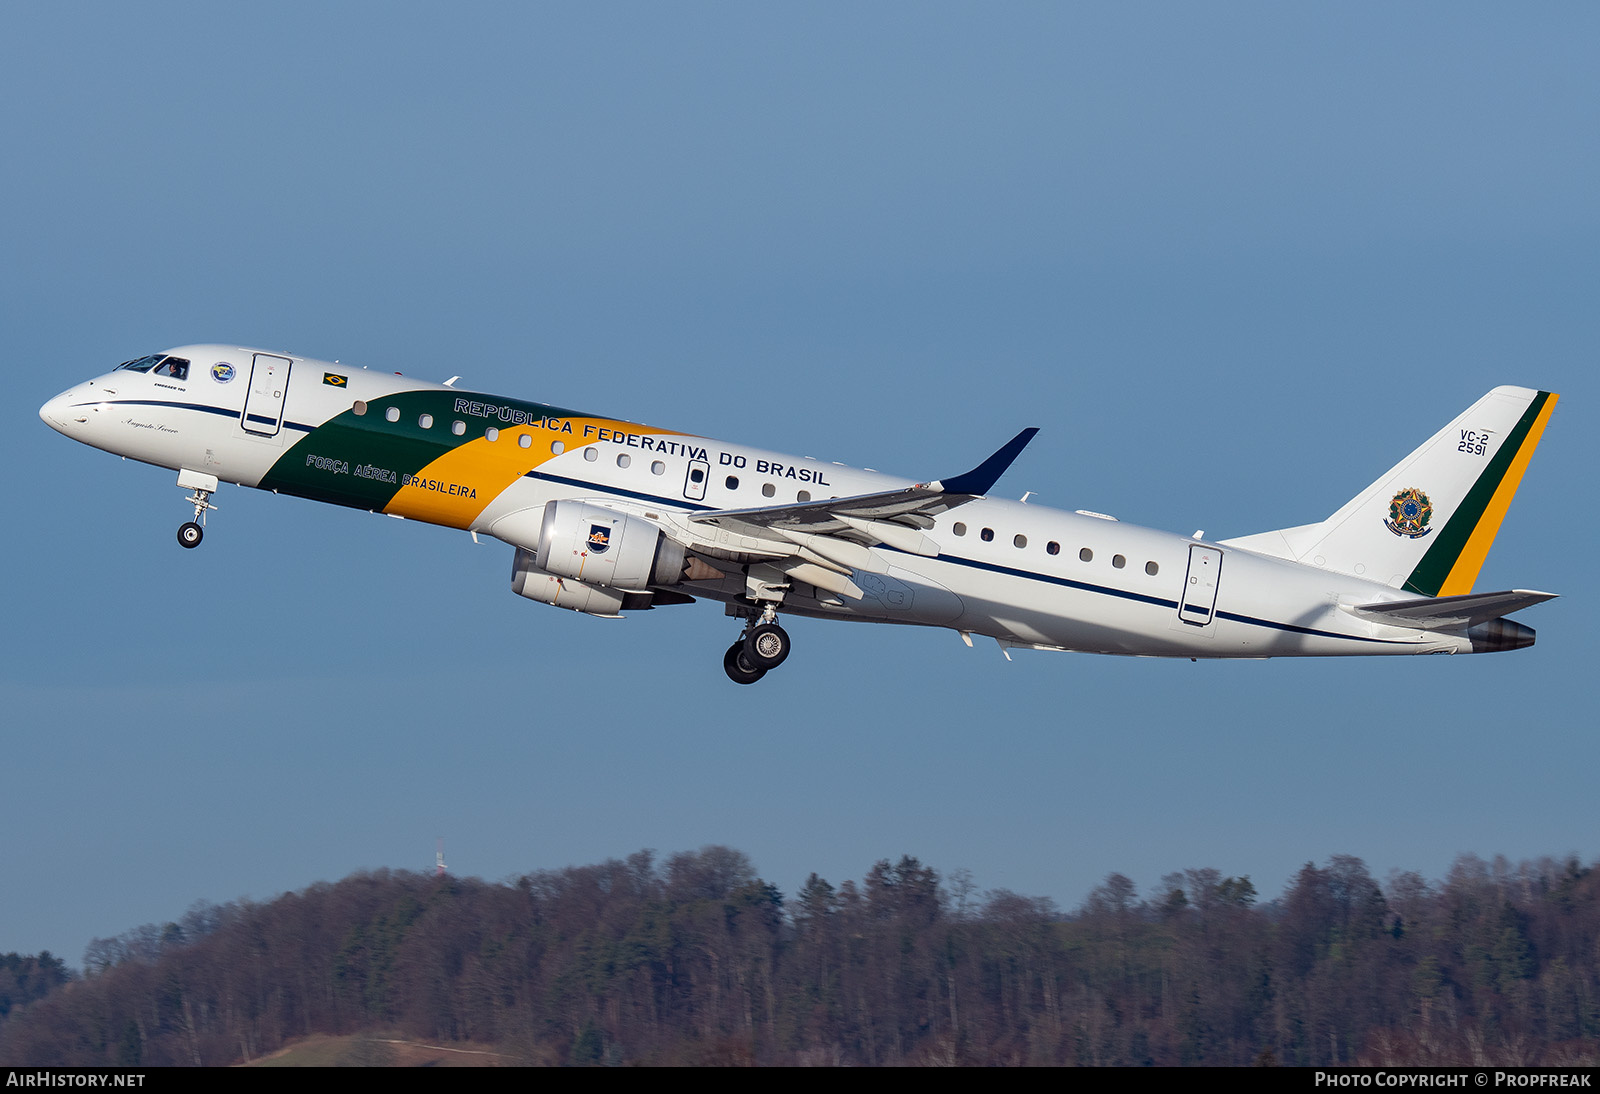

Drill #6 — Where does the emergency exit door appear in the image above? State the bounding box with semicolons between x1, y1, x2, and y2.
682;459;709;501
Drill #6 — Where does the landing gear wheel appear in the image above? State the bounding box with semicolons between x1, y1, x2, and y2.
743;623;791;670
723;642;767;685
178;522;204;549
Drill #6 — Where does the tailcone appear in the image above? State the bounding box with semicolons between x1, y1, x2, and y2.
1467;618;1536;653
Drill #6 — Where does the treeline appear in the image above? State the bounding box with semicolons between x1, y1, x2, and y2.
1;849;1596;1066
0;953;72;1025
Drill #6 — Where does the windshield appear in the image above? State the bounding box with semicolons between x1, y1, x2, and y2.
152;357;190;380
115;354;165;373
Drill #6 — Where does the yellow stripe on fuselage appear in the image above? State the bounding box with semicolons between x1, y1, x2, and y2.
383;417;683;526
1437;392;1559;596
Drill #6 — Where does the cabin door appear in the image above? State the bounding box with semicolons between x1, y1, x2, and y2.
1178;544;1223;627
242;354;293;437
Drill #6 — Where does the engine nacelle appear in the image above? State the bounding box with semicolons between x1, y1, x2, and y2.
534;500;686;591
512;548;656;616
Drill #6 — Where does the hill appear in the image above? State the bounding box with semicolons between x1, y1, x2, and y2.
1;848;1596;1066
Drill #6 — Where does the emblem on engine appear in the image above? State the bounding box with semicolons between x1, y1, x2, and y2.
1385;487;1434;539
587;524;612;554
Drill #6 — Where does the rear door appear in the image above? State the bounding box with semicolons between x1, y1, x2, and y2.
1178;544;1223;627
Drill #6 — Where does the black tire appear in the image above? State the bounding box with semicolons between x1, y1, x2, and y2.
743;623;791;669
178;522;204;549
723;642;766;685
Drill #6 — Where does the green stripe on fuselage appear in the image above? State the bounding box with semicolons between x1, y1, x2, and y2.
259;390;592;510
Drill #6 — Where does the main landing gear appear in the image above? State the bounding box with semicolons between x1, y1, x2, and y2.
722;606;793;685
176;470;219;549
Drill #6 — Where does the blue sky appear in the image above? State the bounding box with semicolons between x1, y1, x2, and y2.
3;3;1596;964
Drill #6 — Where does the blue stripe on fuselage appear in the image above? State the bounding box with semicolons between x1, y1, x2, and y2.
523;469;1403;646
74;398;315;433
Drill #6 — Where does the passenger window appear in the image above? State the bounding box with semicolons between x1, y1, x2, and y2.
690;468;705;483
726;475;739;490
551;441;565;455
953;522;967;536
451;420;466;436
1145;561;1159;576
419;414;433;429
1013;534;1027;548
583;447;598;461
352;400;367;416
762;483;775;497
980;528;994;542
1046;541;1060;555
797;490;811;502
385;407;400;422
518;434;532;449
485;427;498;441
1113;554;1126;569
617;453;630;468
1079;548;1093;562
651;461;665;475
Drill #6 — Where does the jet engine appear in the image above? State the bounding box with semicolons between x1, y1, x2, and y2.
509;501;695;617
532;500;688;590
511;548;650;616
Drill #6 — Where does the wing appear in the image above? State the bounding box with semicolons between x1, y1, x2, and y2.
652;428;1037;599
689;427;1038;550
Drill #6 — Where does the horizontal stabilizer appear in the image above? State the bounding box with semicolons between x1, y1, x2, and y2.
1346;589;1557;631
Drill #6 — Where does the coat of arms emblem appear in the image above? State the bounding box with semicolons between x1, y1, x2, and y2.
1385;487;1433;539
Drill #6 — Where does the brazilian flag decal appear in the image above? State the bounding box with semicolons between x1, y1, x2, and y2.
324;373;348;387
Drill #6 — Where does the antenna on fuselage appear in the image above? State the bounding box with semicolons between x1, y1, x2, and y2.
435;837;447;877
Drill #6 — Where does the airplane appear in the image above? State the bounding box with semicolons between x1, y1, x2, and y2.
39;346;1559;683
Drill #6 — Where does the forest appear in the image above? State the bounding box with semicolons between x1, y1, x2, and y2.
1;848;1596;1066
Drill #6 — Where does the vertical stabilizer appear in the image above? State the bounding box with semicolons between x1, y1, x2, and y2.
1222;387;1558;595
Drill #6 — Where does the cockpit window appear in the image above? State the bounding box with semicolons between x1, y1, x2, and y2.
116;354;165;373
152;357;190;380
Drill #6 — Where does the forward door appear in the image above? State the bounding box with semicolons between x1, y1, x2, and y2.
241;353;293;436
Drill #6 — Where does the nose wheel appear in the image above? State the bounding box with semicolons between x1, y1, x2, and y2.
175;471;219;549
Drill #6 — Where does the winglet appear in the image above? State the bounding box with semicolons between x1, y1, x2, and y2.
931;428;1039;496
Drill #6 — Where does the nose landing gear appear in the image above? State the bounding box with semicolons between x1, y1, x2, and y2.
176;470;219;549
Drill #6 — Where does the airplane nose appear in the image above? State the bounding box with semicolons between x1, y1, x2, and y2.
40;391;74;433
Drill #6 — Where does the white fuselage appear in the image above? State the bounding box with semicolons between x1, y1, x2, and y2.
40;344;1490;660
